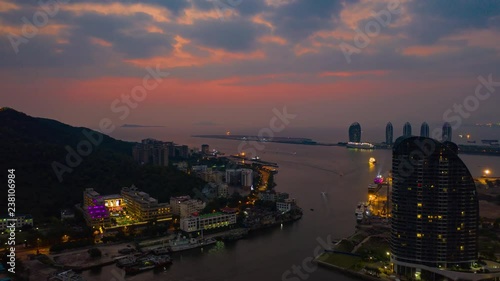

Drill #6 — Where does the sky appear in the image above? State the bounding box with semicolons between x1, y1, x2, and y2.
0;0;499;135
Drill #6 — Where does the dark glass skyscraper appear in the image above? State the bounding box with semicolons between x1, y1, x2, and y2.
391;137;478;277
420;122;429;138
403;122;412;137
386;122;394;145
442;122;452;142
348;122;361;142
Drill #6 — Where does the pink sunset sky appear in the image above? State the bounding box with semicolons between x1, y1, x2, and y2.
0;0;499;133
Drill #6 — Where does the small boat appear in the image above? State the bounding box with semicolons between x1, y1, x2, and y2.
153;247;170;255
124;255;172;275
310;208;314;211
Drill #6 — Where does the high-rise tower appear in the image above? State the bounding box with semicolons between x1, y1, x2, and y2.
420;122;429;138
442;122;452;142
348;122;361;142
403;122;412;137
391;137;478;278
386;122;394;145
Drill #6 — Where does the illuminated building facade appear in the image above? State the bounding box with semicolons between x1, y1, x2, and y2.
121;186;172;222
83;188;111;228
102;194;123;212
180;209;237;233
0;214;33;231
391;137;478;277
349;122;362;142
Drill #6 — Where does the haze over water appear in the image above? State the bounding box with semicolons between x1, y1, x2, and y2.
83;128;500;281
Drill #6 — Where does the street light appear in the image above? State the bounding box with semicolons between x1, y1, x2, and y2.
36;238;41;255
484;169;491;176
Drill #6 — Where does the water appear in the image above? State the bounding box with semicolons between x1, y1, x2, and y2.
82;127;500;281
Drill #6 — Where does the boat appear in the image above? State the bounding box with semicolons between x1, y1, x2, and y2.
482;139;499;145
116;255;138;268
168;235;217;252
369;157;376;164
374;175;384;184
346;142;374;149
49;270;85;281
153;246;170;255
320;191;327;196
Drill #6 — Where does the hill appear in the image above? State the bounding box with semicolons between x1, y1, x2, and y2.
0;107;204;221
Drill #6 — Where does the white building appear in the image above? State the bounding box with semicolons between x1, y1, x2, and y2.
277;198;296;213
180;209;237;233
0;215;33;231
179;199;206;218
226;168;253;187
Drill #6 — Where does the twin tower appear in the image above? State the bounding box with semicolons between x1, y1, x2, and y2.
348;122;453;144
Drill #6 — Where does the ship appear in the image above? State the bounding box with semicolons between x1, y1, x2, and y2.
168;235;217;252
369;157;376;164
346;142;374;149
482;139;499;145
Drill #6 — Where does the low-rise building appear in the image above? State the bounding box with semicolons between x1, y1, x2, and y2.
0;214;33;231
277;198;296;213
121;186;171;222
180;208;237;233
60;209;75;222
258;190;289;202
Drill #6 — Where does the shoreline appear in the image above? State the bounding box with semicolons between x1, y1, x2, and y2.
314;258;386;281
192;135;500;156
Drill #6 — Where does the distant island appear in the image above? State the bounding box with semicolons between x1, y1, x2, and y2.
121;124;165;128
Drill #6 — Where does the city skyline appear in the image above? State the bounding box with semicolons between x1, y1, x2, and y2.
0;1;499;131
